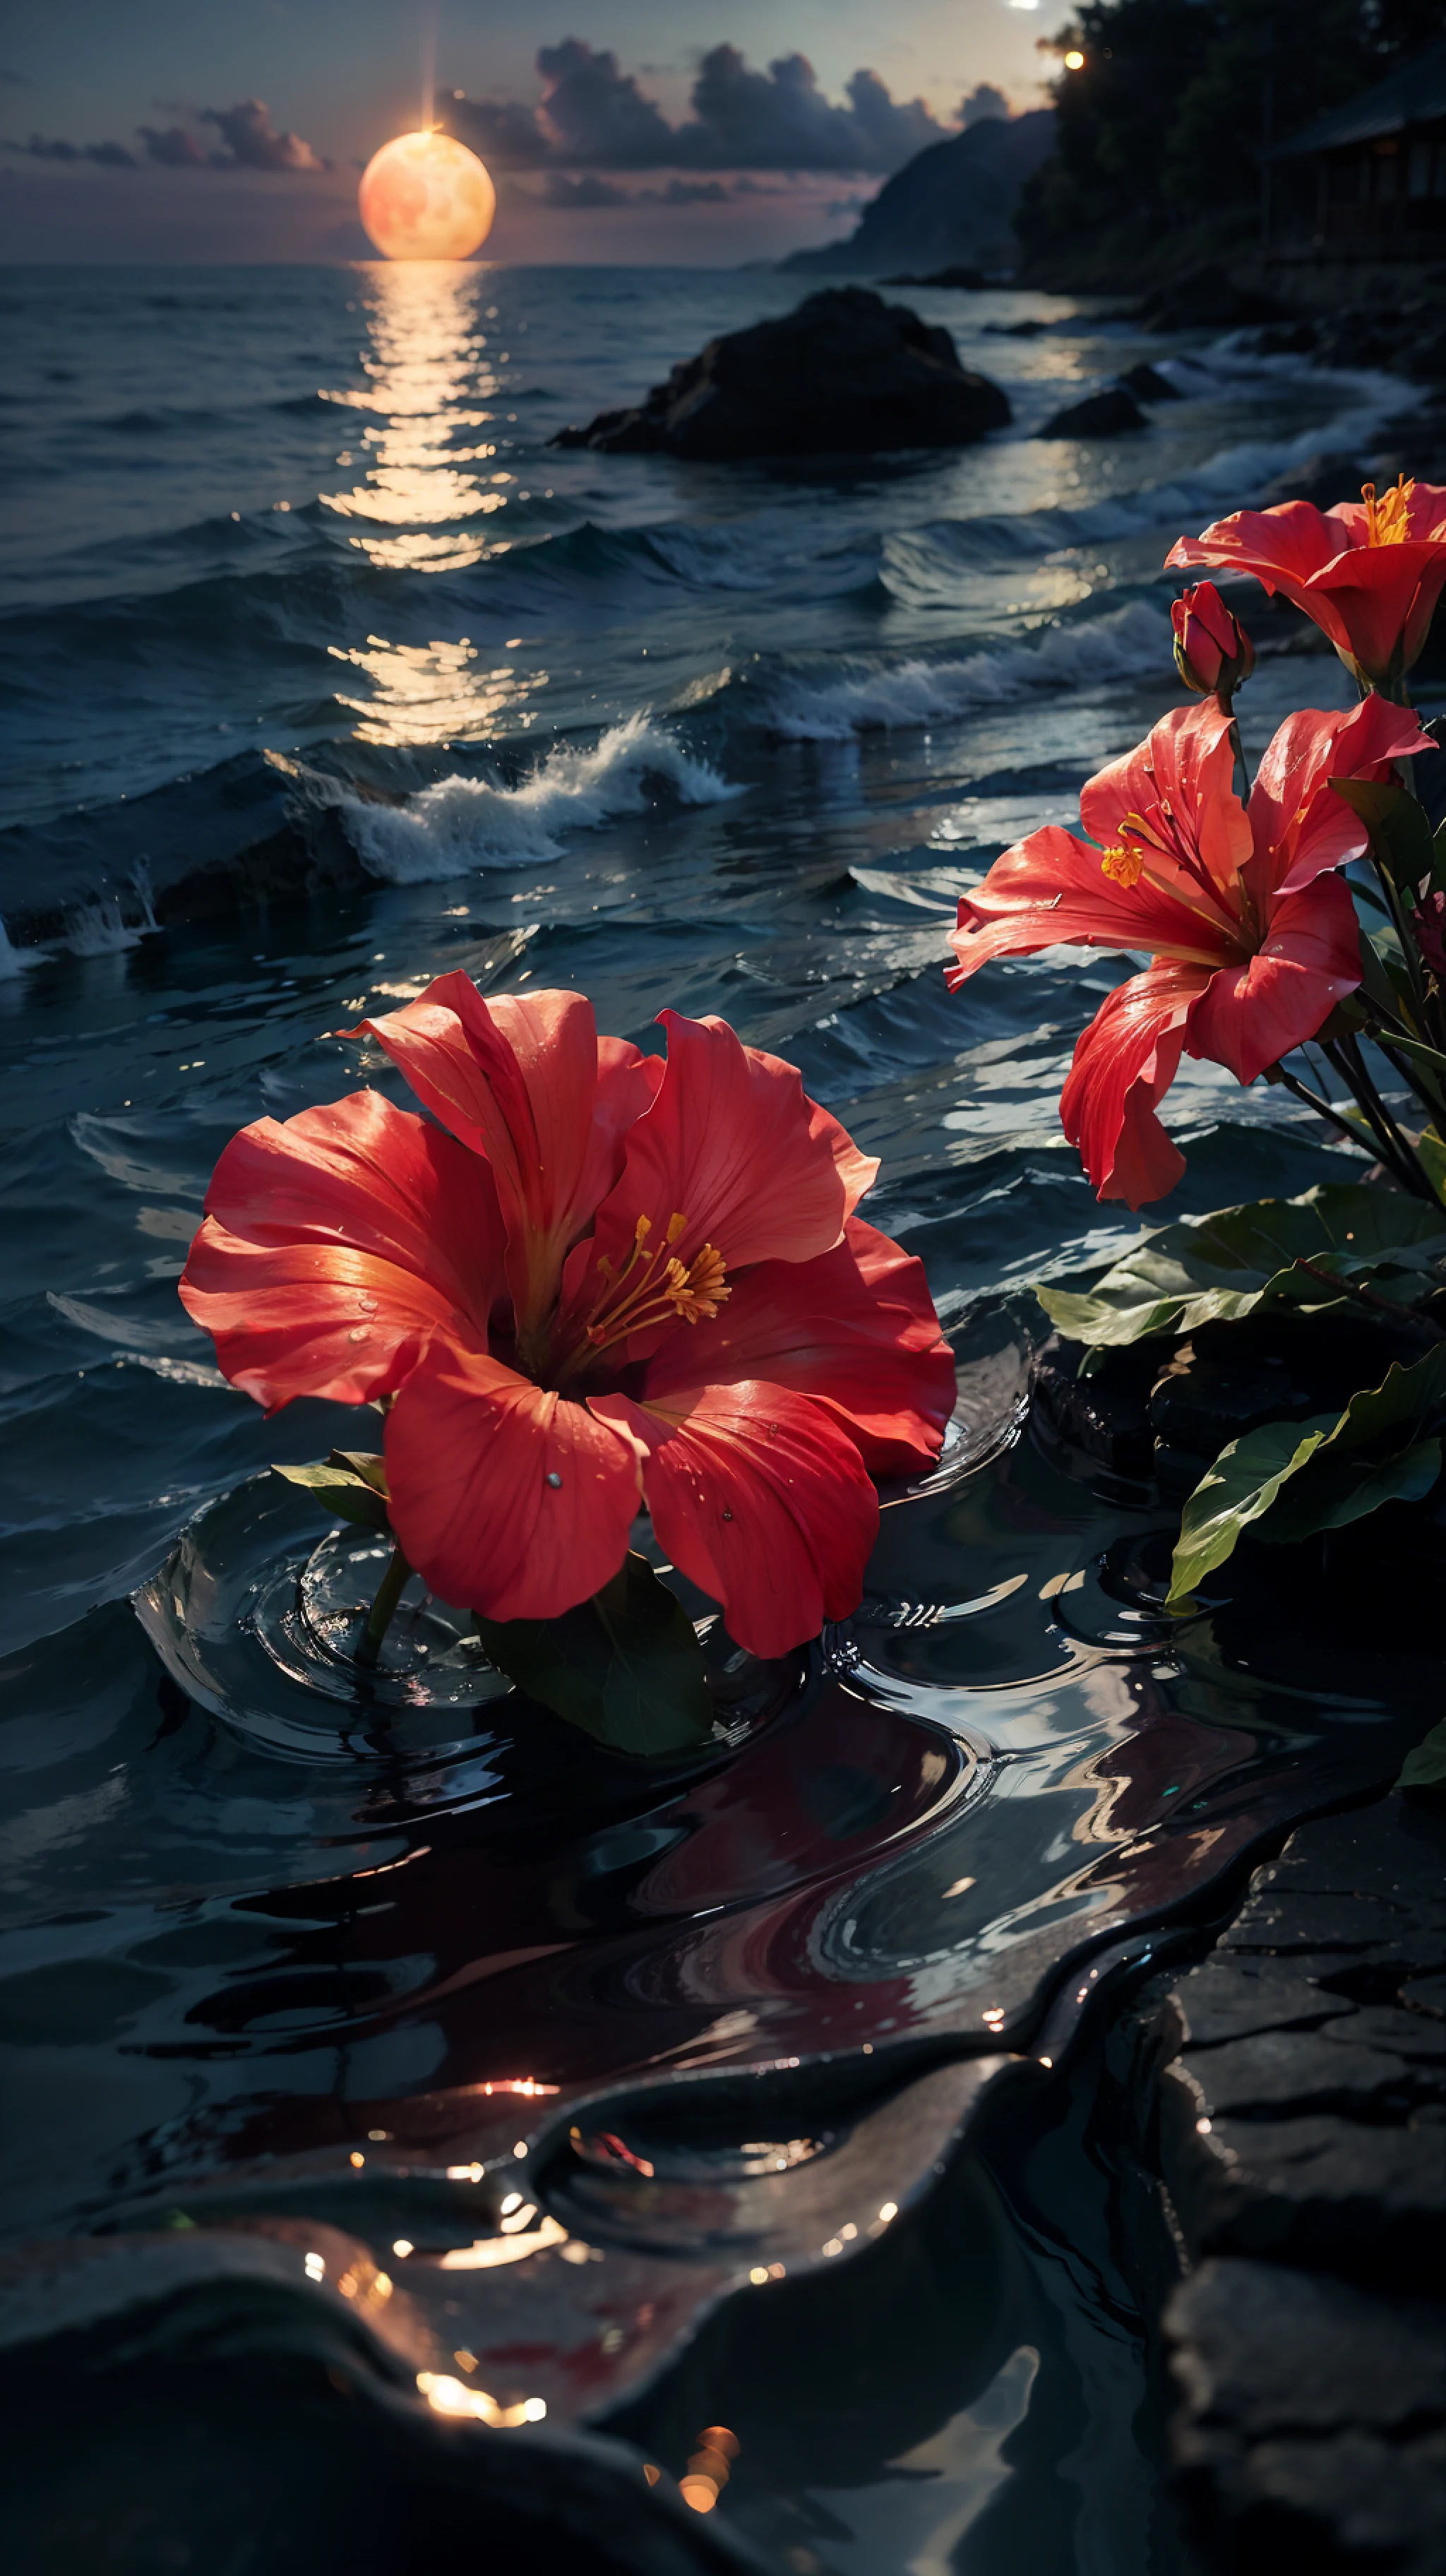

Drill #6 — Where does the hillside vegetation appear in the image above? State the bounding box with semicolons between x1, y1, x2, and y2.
1016;0;1441;286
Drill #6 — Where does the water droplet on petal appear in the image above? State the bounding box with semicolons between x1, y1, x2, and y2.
721;1508;734;1522
546;1471;562;1489
347;1328;371;1344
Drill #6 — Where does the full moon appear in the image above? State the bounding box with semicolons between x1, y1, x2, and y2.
358;131;496;261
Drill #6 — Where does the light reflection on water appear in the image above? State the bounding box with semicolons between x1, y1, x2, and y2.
321;263;506;560
316;266;549;739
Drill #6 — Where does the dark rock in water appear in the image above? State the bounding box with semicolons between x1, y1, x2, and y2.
983;316;1048;337
883;266;988;291
1142;264;1287;333
1247;319;1321;357
1118;360;1181;402
0;747;398;951
551;288;1012;460
1036;385;1147;438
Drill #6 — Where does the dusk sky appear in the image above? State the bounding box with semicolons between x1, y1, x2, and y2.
0;0;1069;263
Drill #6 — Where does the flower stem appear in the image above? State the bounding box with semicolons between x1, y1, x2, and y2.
357;1540;411;1667
1325;1036;1439;1202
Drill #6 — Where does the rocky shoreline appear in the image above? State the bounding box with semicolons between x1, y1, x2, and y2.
1116;1794;1446;2574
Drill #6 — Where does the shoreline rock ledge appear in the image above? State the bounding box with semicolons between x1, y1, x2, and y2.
551;286;1011;460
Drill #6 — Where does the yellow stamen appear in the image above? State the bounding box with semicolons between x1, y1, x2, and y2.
665;1243;729;1325
580;1216;729;1356
1101;843;1145;888
1362;475;1414;547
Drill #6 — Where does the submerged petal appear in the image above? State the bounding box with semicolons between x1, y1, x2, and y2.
591;1380;878;1659
386;1347;643;1621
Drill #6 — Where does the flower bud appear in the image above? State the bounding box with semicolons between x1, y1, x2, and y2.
1171;582;1255;700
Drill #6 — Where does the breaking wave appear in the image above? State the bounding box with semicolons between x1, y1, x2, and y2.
342;713;740;884
762;600;1171;741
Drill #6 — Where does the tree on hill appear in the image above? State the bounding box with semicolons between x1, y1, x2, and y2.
1015;0;1442;282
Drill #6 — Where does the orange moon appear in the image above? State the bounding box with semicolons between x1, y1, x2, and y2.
358;131;496;261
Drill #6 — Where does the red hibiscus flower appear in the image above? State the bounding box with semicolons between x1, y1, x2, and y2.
179;979;956;1658
945;696;1433;1208
1166;475;1446;691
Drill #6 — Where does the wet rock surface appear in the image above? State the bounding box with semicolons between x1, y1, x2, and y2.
1036;386;1148;439
550;287;1012;460
1131;1797;1446;2572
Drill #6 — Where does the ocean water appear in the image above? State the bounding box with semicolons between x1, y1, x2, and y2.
1;263;1441;2573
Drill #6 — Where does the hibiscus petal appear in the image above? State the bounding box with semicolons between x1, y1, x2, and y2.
1251;698;1436;899
582;1010;873;1284
178;1093;503;1409
385;1346;643;1620
640;1217;955;1474
1308;540;1446;684
180;1229;479;1411
1060;962;1209;1208
1166;503;1349;648
590;1381;878;1658
342;977;657;1328
1186;875;1363;1085
948;824;1233;984
1080;702;1251;902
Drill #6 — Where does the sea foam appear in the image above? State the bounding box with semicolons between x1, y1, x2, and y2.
344;713;740;884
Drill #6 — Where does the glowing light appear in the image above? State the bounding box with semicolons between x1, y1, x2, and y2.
417;2372;547;2428
1063;49;1086;69
878;2202;898;2224
438;2215;569;2268
349;2151;365;2168
304;2250;325;2281
393;2238;414;2258
359;131;496;262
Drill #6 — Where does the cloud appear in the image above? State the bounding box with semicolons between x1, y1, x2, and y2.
652;177;729;204
199;99;329;172
14;99;331;175
538;169;629;207
960;83;1011;126
4;129;136;165
448;40;954;174
138;124;204;166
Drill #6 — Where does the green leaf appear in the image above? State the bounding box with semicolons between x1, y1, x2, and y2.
1168;1342;1446;1604
1332;777;1437;894
1416;1124;1446;1208
1433;817;1446;899
1036;1182;1446;1348
473;1551;715;1758
272;1457;392;1532
1398;1718;1446;1792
